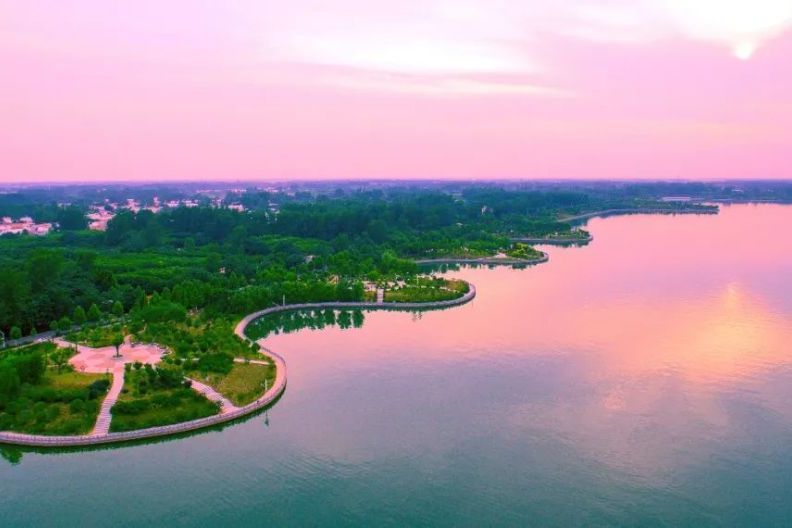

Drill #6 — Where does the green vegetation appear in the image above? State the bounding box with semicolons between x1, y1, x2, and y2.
505;243;544;260
67;323;128;348
0;343;108;435
383;277;469;303
135;315;259;362
110;363;218;432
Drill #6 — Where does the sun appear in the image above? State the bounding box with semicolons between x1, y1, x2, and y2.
733;41;757;60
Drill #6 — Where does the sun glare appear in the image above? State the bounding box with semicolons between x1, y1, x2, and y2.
733;40;757;60
664;0;792;58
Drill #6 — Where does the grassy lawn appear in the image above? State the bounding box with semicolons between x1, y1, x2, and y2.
0;370;108;435
188;361;276;406
110;366;219;432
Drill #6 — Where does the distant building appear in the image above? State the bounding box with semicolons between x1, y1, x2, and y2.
87;206;115;231
0;217;53;236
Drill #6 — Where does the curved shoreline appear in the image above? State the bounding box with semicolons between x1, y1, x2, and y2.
0;283;477;447
234;282;477;339
415;254;548;266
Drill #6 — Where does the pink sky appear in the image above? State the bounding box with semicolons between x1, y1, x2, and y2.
1;0;791;182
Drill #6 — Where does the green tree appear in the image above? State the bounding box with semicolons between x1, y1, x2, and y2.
73;306;87;325
26;249;64;294
0;367;21;398
87;303;102;322
52;347;71;373
9;326;22;340
111;301;124;318
57;316;72;333
56;206;88;230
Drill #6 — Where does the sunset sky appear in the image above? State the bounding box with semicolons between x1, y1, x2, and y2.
2;1;791;183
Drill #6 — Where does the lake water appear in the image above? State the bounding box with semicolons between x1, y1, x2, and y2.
2;204;791;527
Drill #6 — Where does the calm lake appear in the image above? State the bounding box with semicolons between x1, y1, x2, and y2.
2;203;791;527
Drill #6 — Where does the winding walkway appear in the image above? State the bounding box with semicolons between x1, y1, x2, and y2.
187;378;240;414
0;281;477;447
233;357;271;366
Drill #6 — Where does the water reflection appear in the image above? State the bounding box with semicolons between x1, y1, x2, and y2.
246;309;366;341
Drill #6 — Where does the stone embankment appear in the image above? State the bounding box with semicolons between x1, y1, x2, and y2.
232;282;477;339
414;255;548;266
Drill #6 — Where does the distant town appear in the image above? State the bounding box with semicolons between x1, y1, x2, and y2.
0;180;790;238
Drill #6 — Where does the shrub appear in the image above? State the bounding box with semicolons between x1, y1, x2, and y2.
196;353;233;374
87;379;110;399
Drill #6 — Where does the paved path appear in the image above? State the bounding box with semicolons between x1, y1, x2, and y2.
233;357;271;366
376;288;384;303
56;337;165;373
91;366;125;435
188;378;240;414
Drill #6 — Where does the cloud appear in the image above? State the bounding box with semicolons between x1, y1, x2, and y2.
278;34;534;75
321;72;573;97
662;0;792;58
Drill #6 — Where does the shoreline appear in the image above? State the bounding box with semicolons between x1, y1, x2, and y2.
511;235;592;245
0;282;478;447
560;207;718;223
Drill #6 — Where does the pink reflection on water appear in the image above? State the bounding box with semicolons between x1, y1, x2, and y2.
263;204;792;475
